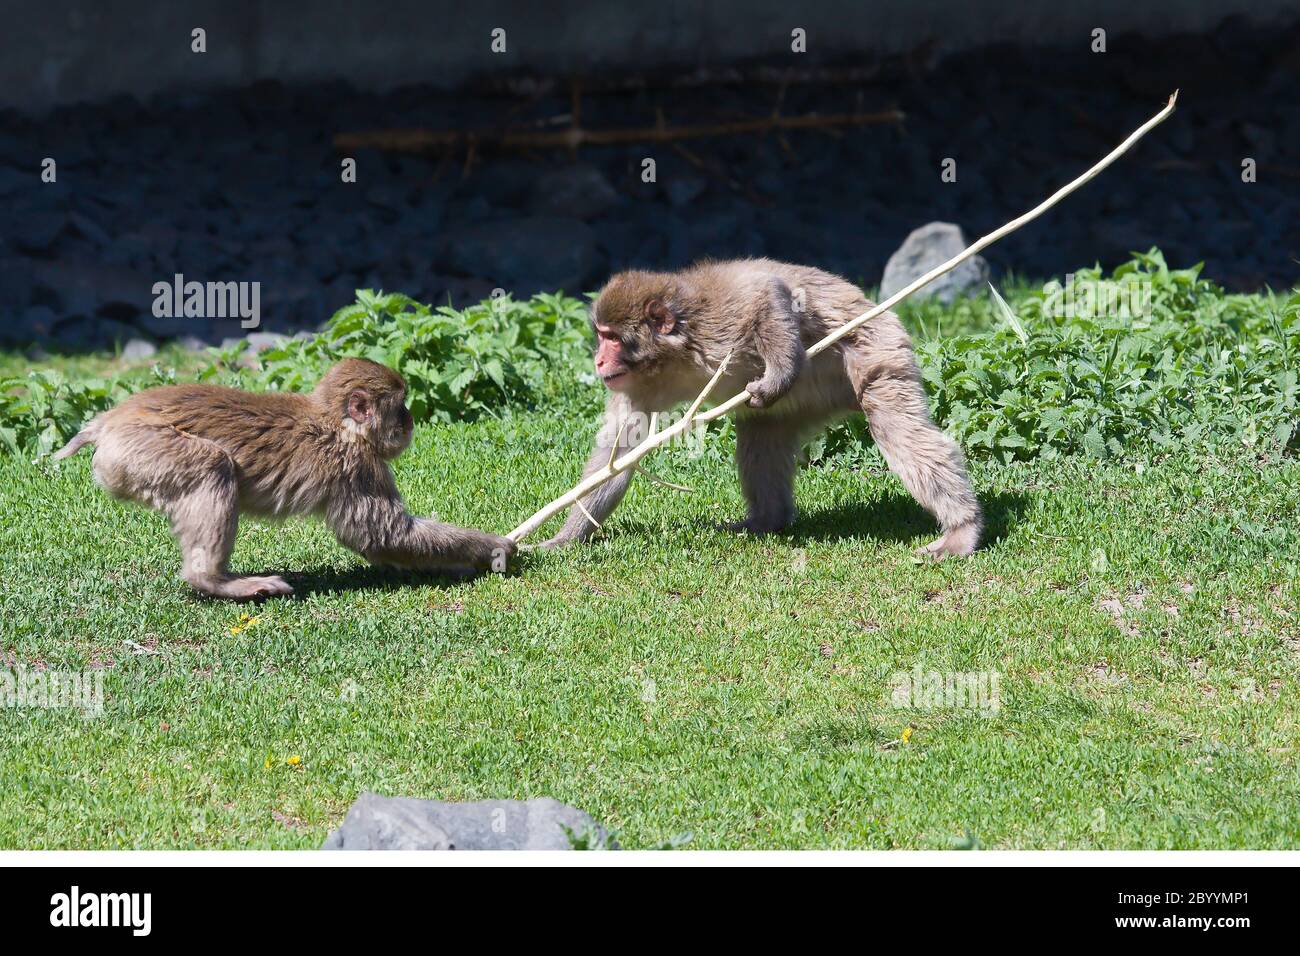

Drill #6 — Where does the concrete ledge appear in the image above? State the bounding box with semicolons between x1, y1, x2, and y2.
4;0;1297;112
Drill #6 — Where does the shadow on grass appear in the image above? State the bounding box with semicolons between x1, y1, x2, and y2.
273;489;1030;596
786;490;1028;550
280;563;511;599
614;488;1029;550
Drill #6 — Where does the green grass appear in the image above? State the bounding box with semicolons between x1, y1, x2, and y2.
2;410;1297;848
2;256;1297;849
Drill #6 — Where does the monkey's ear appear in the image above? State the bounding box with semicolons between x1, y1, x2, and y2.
346;388;373;425
646;299;678;335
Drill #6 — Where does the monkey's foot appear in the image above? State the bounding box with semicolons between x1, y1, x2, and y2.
203;574;294;600
917;523;981;561
718;516;792;536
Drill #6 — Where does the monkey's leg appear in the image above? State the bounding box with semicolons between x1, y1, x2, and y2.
847;344;982;558
154;438;293;599
725;415;802;534
541;394;642;547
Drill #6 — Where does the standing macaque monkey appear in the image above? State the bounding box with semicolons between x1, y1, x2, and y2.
56;358;515;599
544;259;982;557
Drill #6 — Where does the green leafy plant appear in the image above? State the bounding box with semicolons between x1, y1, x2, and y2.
0;366;177;457
204;290;590;424
817;251;1299;464
4;254;1297;464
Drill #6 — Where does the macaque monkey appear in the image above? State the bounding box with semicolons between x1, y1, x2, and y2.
56;358;515;599
544;258;982;557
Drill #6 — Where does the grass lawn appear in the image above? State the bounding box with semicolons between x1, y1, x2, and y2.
2;405;1297;848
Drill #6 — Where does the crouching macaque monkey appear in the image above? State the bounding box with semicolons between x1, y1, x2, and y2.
56;358;515;599
544;259;982;557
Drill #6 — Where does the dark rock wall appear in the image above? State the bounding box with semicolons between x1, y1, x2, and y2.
1;15;1297;349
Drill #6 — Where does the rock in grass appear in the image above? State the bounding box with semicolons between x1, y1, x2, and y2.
321;792;609;850
879;221;988;305
121;338;158;360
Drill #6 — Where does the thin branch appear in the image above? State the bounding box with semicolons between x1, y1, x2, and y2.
635;466;695;494
482;62;886;97
684;351;734;421
334;110;904;155
607;419;628;470
508;92;1179;544
575;498;602;530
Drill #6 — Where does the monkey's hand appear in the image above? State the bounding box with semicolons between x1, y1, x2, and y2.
399;523;515;573
453;528;517;572
745;374;793;409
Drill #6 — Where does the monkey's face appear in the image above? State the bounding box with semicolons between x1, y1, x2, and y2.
590;275;688;398
346;387;414;459
375;392;416;459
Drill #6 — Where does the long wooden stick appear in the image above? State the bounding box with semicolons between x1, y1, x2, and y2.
334;110;903;155
508;91;1179;544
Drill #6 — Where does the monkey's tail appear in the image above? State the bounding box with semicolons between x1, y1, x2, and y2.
53;420;100;460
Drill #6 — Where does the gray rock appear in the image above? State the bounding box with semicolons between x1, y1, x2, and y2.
879;222;988;305
529;165;620;220
439;217;603;296
246;331;289;352
15;305;58;342
30;259;150;322
121;338;158;360
364;183;410;212
16;212;68;254
68;212;112;248
134;312;210;341
0;166;25;197
321;793;608;851
0;258;37;311
426;274;497;309
665;175;707;207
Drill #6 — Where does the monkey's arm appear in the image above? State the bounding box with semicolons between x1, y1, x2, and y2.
327;482;513;572
541;393;640;547
744;279;806;409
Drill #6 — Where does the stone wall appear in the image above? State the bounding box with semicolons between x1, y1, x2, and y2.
4;0;1298;112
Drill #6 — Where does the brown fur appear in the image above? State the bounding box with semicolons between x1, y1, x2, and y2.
56;358;514;599
546;258;982;558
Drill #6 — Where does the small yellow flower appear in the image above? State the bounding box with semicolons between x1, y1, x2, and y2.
286;755;302;766
901;727;914;744
229;613;261;637
263;755;273;769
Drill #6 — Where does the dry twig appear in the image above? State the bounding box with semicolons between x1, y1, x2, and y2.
334;109;903;155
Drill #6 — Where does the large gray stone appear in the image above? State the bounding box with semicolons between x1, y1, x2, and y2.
879;221;988;305
321;793;607;850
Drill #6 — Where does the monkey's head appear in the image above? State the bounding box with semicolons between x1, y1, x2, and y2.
590;271;691;397
315;358;415;459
